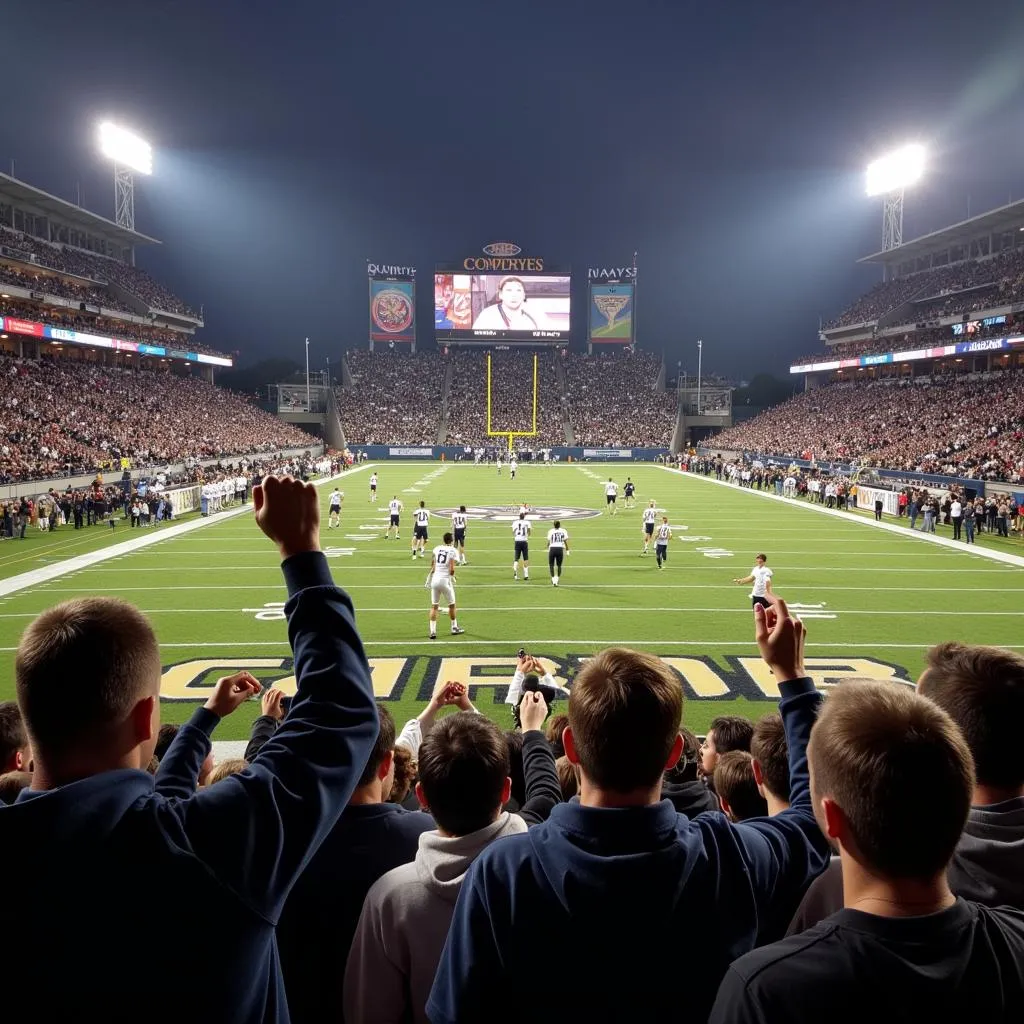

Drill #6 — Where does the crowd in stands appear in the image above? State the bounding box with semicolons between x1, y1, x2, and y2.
565;349;676;446
0;261;136;315
825;247;1024;329
0;354;315;481
710;371;1024;482
1;296;229;360
0;226;200;317
339;350;444;445
3;476;1023;1021
445;349;565;446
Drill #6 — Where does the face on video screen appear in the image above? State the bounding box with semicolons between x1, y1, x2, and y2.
434;273;571;338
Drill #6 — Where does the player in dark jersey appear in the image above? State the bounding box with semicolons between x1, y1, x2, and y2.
624;478;636;508
451;505;469;564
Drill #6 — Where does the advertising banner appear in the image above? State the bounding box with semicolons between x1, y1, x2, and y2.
588;282;634;344
368;263;416;346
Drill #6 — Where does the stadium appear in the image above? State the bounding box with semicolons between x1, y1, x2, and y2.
2;8;1024;1021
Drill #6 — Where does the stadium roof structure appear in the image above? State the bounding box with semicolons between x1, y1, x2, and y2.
859;198;1024;269
0;172;160;249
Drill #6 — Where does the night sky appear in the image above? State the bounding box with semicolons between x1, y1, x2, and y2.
3;0;1024;375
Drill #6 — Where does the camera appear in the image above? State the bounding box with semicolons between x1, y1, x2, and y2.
518;648;527;659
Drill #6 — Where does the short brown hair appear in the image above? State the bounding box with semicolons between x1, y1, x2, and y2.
920;643;1024;788
664;727;702;783
751;713;790;801
0;701;27;768
714;751;767;821
556;755;580;801
358;705;396;787
709;715;754;754
15;598;161;758
0;770;32;805
809;681;974;878
568;648;682;791
389;745;417;804
546;714;569;757
207;758;248;786
418;714;509;835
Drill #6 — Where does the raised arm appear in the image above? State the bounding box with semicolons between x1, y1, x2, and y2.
517;691;562;825
157;476;378;921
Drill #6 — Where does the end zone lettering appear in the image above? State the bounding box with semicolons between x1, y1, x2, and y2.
159;654;910;702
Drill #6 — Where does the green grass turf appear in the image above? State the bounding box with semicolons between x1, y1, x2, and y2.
0;462;1022;740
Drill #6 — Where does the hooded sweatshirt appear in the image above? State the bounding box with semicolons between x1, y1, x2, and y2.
661;775;721;817
344;812;528;1024
428;677;830;1024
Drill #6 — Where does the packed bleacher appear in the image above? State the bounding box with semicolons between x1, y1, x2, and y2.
1;226;200;317
825;248;1024;329
445;349;566;446
0;354;316;481
3;479;1023;1020
339;350;444;445
709;371;1024;482
565;349;676;446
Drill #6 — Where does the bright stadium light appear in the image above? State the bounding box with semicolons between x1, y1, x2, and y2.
866;143;925;252
97;121;152;232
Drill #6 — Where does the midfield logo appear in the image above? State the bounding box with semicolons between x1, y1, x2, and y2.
432;505;602;522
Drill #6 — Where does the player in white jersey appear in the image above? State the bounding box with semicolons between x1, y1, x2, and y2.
369;472;378;502
733;552;773;608
546;520;570;586
640;500;658;555
654;516;672;570
412;500;430;558
386;495;403;540
510;457;518;480
427;531;464;638
604;478;618;514
327;488;344;529
512;512;531;580
451;505;469;563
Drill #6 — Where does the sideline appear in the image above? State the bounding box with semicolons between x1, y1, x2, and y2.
658;465;1024;569
0;465;376;600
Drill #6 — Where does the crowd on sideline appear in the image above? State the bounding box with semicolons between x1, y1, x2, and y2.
825;247;1024;329
445;349;565;447
339;350;445;445
0;354;315;482
1;477;1022;1022
337;348;676;449
709;371;1024;483
0;225;200;317
564;349;676;446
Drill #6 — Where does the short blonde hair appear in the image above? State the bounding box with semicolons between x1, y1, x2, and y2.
206;758;248;786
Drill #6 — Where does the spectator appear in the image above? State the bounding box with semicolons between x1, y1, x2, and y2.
0;475;379;1021
660;726;719;816
701;714;756;778
153;722;179;762
714;750;768;822
545;712;569;758
428;597;831;1023
344;692;554;1024
206;758;248;786
0;701;29;772
710;681;1024;1023
0;770;31;805
751;712;791;815
555;754;580;801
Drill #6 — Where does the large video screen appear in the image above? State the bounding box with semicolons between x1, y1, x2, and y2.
434;273;571;341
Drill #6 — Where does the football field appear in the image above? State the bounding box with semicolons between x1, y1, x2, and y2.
0;461;1022;740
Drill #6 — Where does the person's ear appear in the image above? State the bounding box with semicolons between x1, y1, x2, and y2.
377;748;394;782
501;776;512;805
563;727;580;766
664;731;683;771
415;781;429;810
130;695;156;746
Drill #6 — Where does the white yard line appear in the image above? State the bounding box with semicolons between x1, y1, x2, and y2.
660;466;1024;569
0;465;377;600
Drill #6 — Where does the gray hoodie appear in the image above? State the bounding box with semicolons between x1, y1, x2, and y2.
948;796;1024;907
344;812;528;1024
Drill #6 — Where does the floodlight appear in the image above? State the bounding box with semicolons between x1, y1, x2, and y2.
865;144;925;197
98;122;152;175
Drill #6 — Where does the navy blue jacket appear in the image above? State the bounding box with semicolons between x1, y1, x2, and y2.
428;677;829;1024
0;552;378;1024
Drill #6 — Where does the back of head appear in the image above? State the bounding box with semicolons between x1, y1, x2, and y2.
556;755;580;801
546;713;569;758
0;701;28;770
357;705;396;787
664;727;702;784
568;647;682;792
15;598;160;763
714;751;767;821
919;642;1024;790
207;758;248;787
709;715;754;755
809;681;974;879
419;715;509;836
750;713;790;801
0;770;32;805
154;723;179;762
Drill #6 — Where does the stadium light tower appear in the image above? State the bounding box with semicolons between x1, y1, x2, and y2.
866;143;925;252
97;122;152;232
